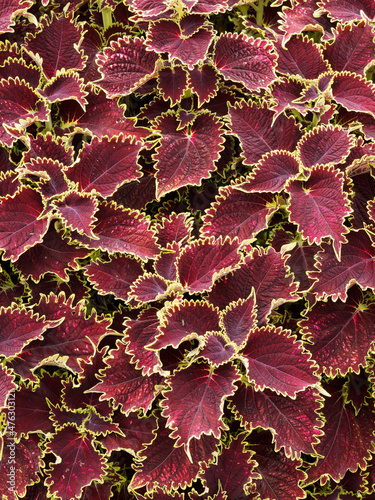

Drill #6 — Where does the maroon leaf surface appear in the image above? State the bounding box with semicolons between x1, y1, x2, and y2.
201;187;277;242
66;135;142;198
241;326;319;397
38;73;88;107
0;187;49;262
305;379;375;485
73;201;159;261
154;112;224;198
45;425;106;500
301;286;375;376
158;66;187;104
229;101;302;165
236;150;300;193
25;12;86;79
323;20;375;75
200;433;259;498
214;33;277;91
177;237;240;293
53;192;98;238
0;307;49;357
147;19;214;69
286;165;351;259
310;230;375;301
161;361;240;449
85;254;144;302
92;340;163;415
230;384;323;458
222;292;257;348
96;36;159;97
296;125;354;169
332;72;375;118
130;417;218;492
188;64;218;105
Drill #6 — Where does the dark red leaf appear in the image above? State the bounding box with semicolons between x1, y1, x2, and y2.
73;201;159;261
25;12;86;79
158;66;188;105
53;192;98;238
45;425;106;500
147;19;214;69
241;326;319;397
0;0;33;34
236;150;301;193
161;361;240;449
202;187;277;242
270;77;309;118
0;187;49;262
230;384;323;458
151;299;220;350
309;230;375;301
130;417;218;492
18;157;69;199
177;237;241;293
92;340;163;415
130;272;169;304
14;225;89;282
154;212;193;248
305;379;375;485
85;254;144;302
286;165;352;259
323;20;375;75
301;286;375;376
318;0;375;23
38;72;88;107
276;35;331;80
332;72;375;118
0;365;16;407
0;307;49;357
229;101;302;165
208;248;298;325
22;133;73;166
296;125;355;169
154;112;224;198
0;57;41;88
222;292;257;348
188;64;218;106
66;135;142;198
200;433;259;498
124;308;163;375
198;333;236;366
249;430;306;500
0;78;49;147
214;33;277;91
96;36;159;97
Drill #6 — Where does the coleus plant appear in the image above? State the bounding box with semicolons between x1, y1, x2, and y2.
1;0;375;499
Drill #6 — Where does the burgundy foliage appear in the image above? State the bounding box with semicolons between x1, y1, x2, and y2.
0;1;375;500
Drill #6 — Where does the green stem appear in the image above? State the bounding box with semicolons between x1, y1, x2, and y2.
256;0;264;27
45;112;52;132
101;6;112;30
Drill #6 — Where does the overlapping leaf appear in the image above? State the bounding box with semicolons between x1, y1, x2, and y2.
240;326;319;398
296;125;355;169
301;286;375;376
96;36;159;97
85;254;144;302
0;0;33;34
14;226;89;281
153;112;224;199
201;187;277;242
208;248;298;324
305;379;375;485
323;21;375;75
214;33;277;91
230;384;323;458
199;433;259;498
286;165;352;259
229;101;302;165
331;72;375;118
25;12;86;79
66;135;142;198
130;417;219;492
45;424;106;500
0;187;49;262
73;201;159;261
177;237;241;293
309;229;375;300
147;18;214;69
161;361;240;450
151;299;220;350
92;340;163;415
